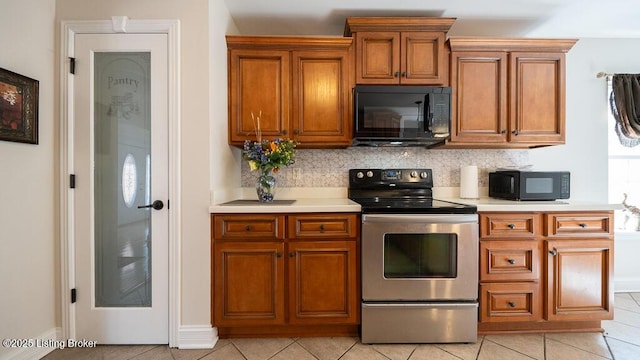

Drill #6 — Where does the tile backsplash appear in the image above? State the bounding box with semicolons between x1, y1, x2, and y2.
241;148;530;188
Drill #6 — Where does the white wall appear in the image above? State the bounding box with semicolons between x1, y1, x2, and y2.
210;0;242;201
0;0;57;359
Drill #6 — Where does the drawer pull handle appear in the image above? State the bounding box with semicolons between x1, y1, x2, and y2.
507;224;516;229
507;258;516;265
549;249;558;256
319;224;325;231
245;225;251;231
579;223;588;228
508;301;516;308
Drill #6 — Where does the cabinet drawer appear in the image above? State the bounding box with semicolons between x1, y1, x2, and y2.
545;213;612;237
288;214;358;239
480;240;539;282
479;282;541;323
214;215;285;240
480;213;540;239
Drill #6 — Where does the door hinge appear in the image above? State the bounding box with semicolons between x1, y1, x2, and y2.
71;288;77;303
70;174;76;189
69;57;76;74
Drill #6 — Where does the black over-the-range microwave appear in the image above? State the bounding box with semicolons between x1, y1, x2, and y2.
352;85;451;147
489;170;570;201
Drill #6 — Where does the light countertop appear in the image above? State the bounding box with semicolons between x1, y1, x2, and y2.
210;187;620;214
211;197;361;213
448;197;622;212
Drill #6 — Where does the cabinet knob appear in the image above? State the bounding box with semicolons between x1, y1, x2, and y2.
501;130;507;134
512;129;519;135
319;224;325;231
289;252;295;258
579;223;588;228
293;129;299;135
507;258;516;265
507;224;516;229
394;71;400;77
549;249;558;256
508;301;516;308
276;252;282;258
282;129;288;135
245;225;251;231
402;71;407;77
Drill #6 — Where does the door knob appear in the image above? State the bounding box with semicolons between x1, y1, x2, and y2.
138;200;164;210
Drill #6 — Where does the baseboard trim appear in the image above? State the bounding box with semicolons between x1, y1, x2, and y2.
177;325;217;349
614;278;640;293
3;327;61;360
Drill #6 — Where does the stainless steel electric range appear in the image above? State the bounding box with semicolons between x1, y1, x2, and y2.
348;168;479;344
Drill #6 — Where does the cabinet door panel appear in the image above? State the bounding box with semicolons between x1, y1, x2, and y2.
292;50;352;145
510;52;565;144
545;240;613;321
228;49;289;144
450;52;508;143
401;32;445;84
214;242;285;326
355;32;400;84
288;241;358;324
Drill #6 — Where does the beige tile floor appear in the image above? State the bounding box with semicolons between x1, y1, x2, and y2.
43;292;640;360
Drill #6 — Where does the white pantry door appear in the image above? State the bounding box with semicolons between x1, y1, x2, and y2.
73;33;169;344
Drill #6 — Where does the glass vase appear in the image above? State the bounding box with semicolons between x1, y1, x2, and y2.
256;169;276;202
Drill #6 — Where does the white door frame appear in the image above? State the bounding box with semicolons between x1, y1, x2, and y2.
59;18;181;347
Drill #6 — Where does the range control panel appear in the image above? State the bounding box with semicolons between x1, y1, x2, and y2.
349;169;433;188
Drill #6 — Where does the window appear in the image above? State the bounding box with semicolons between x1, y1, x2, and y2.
607;81;640;232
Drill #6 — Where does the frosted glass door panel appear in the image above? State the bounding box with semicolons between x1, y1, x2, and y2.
94;52;152;307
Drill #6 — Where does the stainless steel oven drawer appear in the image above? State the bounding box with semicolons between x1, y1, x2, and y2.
361;302;478;344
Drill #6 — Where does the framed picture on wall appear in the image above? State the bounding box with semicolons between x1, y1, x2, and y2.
0;67;39;144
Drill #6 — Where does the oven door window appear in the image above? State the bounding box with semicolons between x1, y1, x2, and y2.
383;233;457;278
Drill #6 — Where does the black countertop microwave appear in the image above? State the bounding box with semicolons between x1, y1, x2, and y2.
489;170;570;201
352;85;451;147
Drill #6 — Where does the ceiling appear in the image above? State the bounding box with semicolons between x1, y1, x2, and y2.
222;0;640;38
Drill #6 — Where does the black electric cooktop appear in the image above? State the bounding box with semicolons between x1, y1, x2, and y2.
348;168;477;215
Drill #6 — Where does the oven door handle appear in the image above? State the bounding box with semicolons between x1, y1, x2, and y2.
362;214;478;224
362;302;478;309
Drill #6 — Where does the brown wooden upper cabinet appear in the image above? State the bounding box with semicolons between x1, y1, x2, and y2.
226;36;354;148
445;38;577;148
344;17;455;85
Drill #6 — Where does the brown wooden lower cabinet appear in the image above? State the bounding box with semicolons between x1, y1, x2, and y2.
545;239;614;321
288;241;358;325
214;242;285;327
212;213;360;338
478;211;614;334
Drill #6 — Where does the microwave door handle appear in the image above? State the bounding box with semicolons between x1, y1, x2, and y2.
425;93;432;132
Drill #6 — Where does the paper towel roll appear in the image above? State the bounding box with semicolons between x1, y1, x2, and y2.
460;165;479;199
